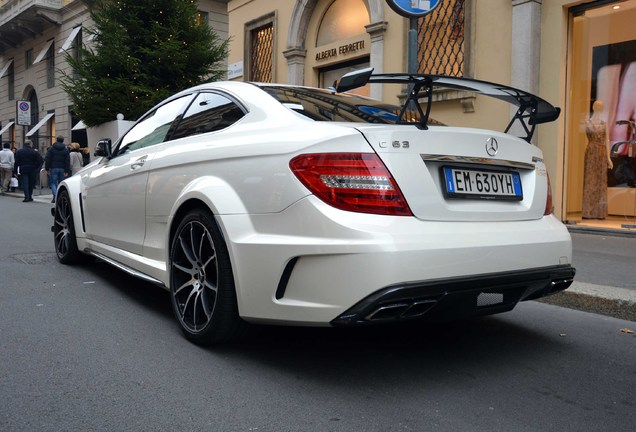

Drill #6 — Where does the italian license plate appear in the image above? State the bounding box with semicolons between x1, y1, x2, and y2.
442;166;523;200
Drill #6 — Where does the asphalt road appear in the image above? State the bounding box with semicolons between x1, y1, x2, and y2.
1;197;635;431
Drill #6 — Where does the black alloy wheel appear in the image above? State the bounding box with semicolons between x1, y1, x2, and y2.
53;189;83;264
169;209;246;345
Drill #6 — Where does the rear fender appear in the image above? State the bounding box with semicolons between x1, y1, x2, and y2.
164;176;249;278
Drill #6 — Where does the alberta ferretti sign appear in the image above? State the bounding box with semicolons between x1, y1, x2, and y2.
316;40;365;61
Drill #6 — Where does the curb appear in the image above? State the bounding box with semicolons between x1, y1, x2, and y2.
3;190;53;203
567;224;636;238
567;281;636;303
539;281;636;322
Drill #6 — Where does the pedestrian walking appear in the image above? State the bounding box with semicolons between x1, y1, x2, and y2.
14;140;43;202
0;142;15;194
45;136;70;203
69;142;84;175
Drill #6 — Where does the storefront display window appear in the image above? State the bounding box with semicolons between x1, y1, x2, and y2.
566;0;636;230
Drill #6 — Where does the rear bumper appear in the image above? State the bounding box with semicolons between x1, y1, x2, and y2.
331;265;575;326
221;197;574;326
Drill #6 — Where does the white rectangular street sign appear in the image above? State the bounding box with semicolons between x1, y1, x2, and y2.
16;101;31;126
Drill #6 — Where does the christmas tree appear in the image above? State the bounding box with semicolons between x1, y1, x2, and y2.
62;0;229;127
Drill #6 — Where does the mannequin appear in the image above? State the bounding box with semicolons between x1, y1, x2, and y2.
582;100;613;219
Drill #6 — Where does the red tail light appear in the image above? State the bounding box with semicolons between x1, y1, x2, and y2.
544;173;553;215
290;153;412;216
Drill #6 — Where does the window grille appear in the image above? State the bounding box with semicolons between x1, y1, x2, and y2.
417;0;464;76
250;23;273;83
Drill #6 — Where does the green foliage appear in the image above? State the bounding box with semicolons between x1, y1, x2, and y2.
62;0;229;127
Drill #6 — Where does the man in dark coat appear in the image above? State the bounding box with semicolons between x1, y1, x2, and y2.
45;135;70;203
14;140;43;202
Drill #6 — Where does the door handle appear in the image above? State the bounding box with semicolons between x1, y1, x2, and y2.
130;155;148;170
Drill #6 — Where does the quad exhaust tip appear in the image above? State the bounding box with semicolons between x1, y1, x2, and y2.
364;299;437;322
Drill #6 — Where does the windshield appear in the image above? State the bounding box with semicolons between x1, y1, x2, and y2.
256;85;444;126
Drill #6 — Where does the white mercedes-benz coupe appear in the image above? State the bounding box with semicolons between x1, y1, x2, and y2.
52;69;575;345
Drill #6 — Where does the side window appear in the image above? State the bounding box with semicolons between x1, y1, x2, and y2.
117;95;194;155
169;92;245;141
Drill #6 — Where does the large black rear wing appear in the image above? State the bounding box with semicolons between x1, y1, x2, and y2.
335;68;560;143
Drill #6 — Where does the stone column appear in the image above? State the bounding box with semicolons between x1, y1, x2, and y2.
283;47;307;85
365;21;388;100
511;0;542;140
512;0;541;94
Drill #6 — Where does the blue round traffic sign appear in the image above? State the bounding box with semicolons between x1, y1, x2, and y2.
385;0;442;18
19;102;30;111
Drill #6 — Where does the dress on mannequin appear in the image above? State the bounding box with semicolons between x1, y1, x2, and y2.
582;119;609;219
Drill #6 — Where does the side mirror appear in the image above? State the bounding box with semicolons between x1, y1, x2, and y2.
94;138;112;158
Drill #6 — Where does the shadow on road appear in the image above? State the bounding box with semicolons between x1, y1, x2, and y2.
81;258;572;386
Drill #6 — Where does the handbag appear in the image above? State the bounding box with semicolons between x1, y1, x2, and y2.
10;176;18;188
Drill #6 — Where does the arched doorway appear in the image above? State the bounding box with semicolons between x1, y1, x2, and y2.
23;86;40;150
286;0;386;98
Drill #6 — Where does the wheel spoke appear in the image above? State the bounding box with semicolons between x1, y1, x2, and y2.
55;230;68;254
174;279;194;296
179;232;198;267
182;287;198;318
173;262;196;277
203;279;218;294
202;252;216;270
198;291;213;323
197;231;206;263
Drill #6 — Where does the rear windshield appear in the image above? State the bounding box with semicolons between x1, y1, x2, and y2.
256;85;444;126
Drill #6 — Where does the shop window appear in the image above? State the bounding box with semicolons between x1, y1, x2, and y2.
47;41;55;89
73;29;82;79
25;49;33;70
417;0;464;76
316;0;370;46
73;29;82;61
196;11;209;26
8;62;14;100
566;0;636;228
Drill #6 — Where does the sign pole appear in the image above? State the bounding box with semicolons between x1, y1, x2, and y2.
385;1;441;74
408;17;418;74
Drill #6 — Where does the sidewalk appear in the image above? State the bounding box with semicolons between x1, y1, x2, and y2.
540;281;636;322
4;186;54;203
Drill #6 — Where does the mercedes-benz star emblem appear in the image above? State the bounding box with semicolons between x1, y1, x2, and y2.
486;137;498;157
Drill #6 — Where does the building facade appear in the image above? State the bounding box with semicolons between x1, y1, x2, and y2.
227;0;636;232
2;0;634;232
0;0;229;152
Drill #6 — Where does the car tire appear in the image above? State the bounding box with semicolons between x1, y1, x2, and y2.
169;208;247;345
53;189;85;264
